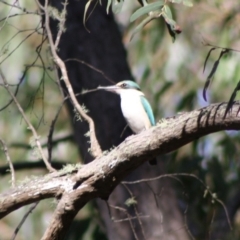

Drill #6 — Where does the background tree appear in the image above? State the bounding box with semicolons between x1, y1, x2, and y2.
0;0;240;239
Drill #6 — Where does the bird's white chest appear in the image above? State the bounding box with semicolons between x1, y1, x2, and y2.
120;90;151;134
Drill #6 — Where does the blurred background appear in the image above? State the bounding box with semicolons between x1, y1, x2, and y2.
1;0;240;239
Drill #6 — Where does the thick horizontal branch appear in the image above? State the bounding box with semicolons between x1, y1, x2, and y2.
0;171;75;218
1;102;240;236
73;101;240;197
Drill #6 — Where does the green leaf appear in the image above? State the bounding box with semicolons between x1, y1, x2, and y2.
112;0;124;14
130;15;156;40
162;12;176;26
163;5;172;19
162;5;180;42
183;0;193;7
125;197;137;207
106;0;112;14
130;1;164;22
171;0;182;3
83;0;92;27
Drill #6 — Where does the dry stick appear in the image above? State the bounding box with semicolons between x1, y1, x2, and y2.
0;139;15;187
123;173;233;230
122;183;147;240
109;204;139;240
11;202;39;240
0;12;41;24
0;69;55;172
47;102;65;162
65;58;114;84
0;30;38;65
43;0;102;158
0;0;16;32
40;0;103;235
1;0;38;13
54;0;67;49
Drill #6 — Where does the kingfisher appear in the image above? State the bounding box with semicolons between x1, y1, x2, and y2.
98;80;157;165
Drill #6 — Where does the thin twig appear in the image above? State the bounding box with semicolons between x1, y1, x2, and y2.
183;203;196;240
42;0;102;158
65;58;114;84
11;202;39;240
0;12;41;24
112;215;149;223
1;0;39;13
0;139;15;187
0;68;55;172
203;41;240;53
47;102;65;162
122;183;147;240
109;204;139;240
123;173;233;230
54;0;68;48
34;0;44;10
122;173;187;185
0;0;15;32
0;36;47;112
0;29;40;65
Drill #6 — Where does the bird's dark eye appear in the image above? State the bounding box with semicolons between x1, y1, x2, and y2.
121;83;127;88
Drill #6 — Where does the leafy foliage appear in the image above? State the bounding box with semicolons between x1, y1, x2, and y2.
85;0;193;40
203;48;229;101
1;0;240;239
129;0;190;40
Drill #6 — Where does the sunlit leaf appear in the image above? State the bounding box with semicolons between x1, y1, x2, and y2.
106;0;112;14
130;15;156;40
183;0;193;7
171;0;182;3
83;0;92;27
112;0;124;14
162;6;179;42
163;15;176;26
163;5;172;19
130;1;164;22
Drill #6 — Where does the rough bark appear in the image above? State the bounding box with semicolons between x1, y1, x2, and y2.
39;0;192;239
1;101;240;239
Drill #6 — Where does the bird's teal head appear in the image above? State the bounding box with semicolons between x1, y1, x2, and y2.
116;80;141;90
98;80;141;94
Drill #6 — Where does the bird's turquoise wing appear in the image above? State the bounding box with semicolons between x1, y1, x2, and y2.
140;96;155;126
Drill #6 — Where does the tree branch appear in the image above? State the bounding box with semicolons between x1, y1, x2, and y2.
41;0;102;158
0;69;55;172
0;139;15;187
0;101;240;239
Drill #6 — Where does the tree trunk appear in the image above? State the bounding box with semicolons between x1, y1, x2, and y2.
45;0;190;239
